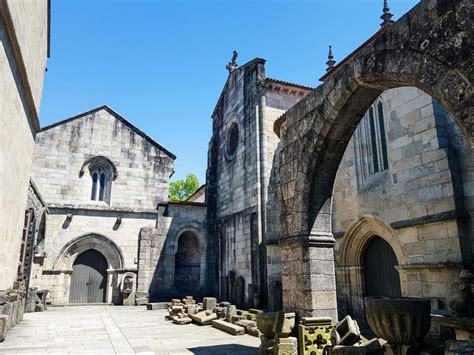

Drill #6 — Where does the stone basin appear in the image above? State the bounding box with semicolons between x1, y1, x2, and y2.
365;297;431;345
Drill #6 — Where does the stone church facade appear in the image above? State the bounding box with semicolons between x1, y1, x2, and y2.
29;106;176;305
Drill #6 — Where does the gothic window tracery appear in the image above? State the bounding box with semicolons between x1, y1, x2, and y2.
353;100;389;188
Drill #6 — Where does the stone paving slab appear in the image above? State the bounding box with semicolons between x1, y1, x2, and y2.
0;305;259;354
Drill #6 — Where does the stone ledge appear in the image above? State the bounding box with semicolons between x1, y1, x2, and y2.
390;210;469;229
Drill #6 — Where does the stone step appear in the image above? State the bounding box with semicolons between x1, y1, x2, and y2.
212;319;245;335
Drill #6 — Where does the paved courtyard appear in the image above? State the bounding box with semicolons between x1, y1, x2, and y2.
0;306;259;354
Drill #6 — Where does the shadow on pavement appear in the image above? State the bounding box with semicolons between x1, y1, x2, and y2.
188;344;258;354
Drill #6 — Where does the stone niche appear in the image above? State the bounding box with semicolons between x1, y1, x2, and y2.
120;272;137;306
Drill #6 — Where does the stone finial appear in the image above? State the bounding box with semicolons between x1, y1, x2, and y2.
380;0;394;27
326;46;336;72
226;50;239;73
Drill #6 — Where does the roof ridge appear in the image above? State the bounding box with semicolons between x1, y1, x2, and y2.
39;105;177;160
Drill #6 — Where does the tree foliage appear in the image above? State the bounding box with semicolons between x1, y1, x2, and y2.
169;173;200;201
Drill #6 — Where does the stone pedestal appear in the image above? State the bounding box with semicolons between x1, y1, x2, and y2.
280;236;337;320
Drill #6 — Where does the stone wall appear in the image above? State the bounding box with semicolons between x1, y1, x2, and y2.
137;203;207;302
207;59;264;305
29;208;157;305
0;1;49;290
4;0;49;109
333;87;472;324
31;106;174;210
206;62;312;309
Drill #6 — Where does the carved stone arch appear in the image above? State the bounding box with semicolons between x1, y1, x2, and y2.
79;155;118;181
54;233;124;270
337;216;406;267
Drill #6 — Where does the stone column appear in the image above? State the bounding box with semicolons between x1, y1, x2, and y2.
280;198;338;321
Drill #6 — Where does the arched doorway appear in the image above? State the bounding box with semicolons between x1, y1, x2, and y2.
174;231;200;294
70;249;108;303
363;236;401;297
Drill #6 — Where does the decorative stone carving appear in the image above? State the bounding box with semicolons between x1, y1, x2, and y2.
298;317;334;355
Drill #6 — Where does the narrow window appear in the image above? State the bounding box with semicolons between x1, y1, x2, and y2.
378;101;389;170
99;172;106;201
353;100;389;189
91;172;98;200
368;107;379;173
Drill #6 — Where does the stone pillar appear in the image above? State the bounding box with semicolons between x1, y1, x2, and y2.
280;198;337;321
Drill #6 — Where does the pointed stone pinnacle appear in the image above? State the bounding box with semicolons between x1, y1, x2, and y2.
326;46;336;72
380;0;394;27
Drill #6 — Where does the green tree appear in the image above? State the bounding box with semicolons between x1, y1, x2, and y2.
169;173;200;201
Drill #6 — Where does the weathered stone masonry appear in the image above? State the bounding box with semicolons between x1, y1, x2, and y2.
275;0;473;320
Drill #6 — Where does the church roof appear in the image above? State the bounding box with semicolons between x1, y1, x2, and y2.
40;105;176;160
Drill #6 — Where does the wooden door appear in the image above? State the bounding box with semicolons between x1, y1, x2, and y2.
69;249;108;303
363;236;401;297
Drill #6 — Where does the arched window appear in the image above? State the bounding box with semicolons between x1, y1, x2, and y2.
90;168;108;202
80;156;117;205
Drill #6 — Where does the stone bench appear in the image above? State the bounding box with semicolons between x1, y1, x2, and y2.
212;319;245;335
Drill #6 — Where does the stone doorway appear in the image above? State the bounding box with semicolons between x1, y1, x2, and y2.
69;249;108;303
174;231;200;294
363;236;401;298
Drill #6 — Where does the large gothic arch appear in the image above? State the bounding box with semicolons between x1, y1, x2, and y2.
276;0;473;318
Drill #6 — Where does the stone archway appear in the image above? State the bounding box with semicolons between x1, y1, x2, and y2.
54;234;124;304
174;231;201;294
170;226;207;295
336;217;404;323
276;0;472;319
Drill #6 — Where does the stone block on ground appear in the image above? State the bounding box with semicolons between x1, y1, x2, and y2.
248;327;261;337
226;305;237;322
26;289;38;313
331;338;384;354
203;297;217;312
212;319;245;335
0;315;8;342
235;319;257;333
445;340;474;354
333;316;361;345
231;315;246;323
171;314;192;325
219;301;230;307
274;337;297;355
135;297;149;306
215;306;227;319
189;311;217;325
187;304;196;314
146;303;161;310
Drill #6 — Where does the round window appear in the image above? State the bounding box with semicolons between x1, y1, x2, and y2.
227;123;239;156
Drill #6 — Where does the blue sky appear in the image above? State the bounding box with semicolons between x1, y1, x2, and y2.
40;0;419;183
